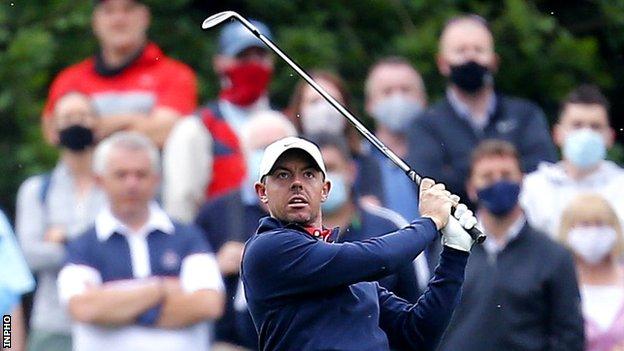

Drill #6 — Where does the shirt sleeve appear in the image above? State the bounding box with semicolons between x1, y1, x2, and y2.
0;210;35;296
243;218;438;299
155;63;197;115
162;117;213;223
180;225;224;293
378;247;469;351
57;234;102;304
16;176;67;271
57;264;103;305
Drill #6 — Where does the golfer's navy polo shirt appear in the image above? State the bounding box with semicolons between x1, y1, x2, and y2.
242;216;469;351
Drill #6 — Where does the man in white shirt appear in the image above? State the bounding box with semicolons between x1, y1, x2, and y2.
520;84;624;237
57;131;224;351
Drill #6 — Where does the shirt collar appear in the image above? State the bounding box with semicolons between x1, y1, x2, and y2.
447;87;497;131
256;216;340;242
481;214;526;256
95;202;174;241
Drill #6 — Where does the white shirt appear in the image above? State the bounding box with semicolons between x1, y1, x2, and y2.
57;203;224;351
520;160;624;237
481;214;526;259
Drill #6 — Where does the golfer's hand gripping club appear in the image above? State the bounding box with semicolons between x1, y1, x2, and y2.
410;171;486;245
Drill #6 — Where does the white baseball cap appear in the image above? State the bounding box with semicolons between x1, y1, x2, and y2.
258;137;327;182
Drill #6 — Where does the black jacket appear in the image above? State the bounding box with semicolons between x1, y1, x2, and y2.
438;221;584;351
407;94;557;208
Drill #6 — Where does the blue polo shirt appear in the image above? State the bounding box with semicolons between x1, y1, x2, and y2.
58;204;224;351
242;216;469;351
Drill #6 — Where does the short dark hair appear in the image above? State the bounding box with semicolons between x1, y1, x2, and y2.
559;84;610;119
469;139;520;176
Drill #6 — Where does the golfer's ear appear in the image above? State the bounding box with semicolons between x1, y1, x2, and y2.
255;182;268;204
321;179;331;202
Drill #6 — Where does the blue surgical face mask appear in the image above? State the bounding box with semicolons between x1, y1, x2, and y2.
563;128;606;170
242;149;265;205
477;180;521;217
322;172;349;214
371;94;424;133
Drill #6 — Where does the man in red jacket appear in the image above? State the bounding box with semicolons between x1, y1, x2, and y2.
163;19;275;223
42;0;197;148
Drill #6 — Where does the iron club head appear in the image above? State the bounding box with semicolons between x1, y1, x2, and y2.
201;11;238;29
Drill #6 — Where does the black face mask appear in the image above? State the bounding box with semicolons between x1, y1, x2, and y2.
449;61;492;93
59;125;95;151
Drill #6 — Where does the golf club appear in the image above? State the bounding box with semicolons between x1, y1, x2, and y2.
202;11;486;244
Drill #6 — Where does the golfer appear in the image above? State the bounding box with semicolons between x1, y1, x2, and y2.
242;137;477;351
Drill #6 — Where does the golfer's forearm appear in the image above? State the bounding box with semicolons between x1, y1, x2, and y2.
68;282;162;325
266;218;438;294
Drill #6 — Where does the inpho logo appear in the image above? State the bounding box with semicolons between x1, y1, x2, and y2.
2;315;10;348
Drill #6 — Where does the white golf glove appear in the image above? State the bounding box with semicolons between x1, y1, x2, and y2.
441;203;478;252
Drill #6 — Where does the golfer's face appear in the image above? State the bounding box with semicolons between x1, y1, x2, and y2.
261;150;328;226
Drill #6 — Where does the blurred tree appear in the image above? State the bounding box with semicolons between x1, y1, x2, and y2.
0;0;622;215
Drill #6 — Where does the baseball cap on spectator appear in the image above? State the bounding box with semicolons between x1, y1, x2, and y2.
219;19;272;57
259;137;327;182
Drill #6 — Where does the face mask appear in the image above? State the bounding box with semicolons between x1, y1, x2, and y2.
58;124;95;151
563;128;606;170
567;226;617;265
371;94;424;133
477;180;520;217
449;61;492;93
300;99;345;136
220;62;273;106
322;172;349;214
241;149;265;205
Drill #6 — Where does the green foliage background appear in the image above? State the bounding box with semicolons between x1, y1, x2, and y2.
1;0;623;215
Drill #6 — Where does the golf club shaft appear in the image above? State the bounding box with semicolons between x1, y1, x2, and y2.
210;13;485;244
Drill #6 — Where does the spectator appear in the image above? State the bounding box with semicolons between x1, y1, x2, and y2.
57;132;224;351
163;19;274;223
559;194;624;351
363;57;441;271
195;110;297;350
0;209;35;351
438;140;584;351
42;0;197;147
311;133;430;301
286;70;383;204
521;84;624;237
17;92;106;351
406;14;557;207
364;56;427;221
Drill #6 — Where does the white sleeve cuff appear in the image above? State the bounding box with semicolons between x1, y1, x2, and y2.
180;253;224;293
57;264;102;305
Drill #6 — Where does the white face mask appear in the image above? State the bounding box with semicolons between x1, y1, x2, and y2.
566;226;618;265
300;100;345;136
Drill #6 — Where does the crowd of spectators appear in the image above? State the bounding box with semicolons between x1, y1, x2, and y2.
2;1;623;350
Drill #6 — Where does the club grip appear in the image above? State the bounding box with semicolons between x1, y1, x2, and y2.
450;206;487;244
